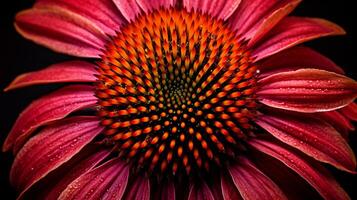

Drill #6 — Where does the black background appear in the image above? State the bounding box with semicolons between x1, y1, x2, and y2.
1;0;356;199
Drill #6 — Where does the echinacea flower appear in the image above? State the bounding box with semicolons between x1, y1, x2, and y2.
3;0;357;199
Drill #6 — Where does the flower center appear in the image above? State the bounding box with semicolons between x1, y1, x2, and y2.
96;8;258;176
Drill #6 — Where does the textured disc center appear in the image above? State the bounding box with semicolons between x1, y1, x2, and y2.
96;8;258;176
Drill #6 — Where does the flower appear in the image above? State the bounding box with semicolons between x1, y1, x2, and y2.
3;0;357;199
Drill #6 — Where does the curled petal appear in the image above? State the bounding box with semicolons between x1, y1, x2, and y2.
2;85;97;153
188;181;215;200
230;0;301;45
257;69;357;113
59;157;129;199
256;110;356;172
15;7;108;57
253;17;345;61
5;61;98;91
249;139;350;200
10;116;103;192
228;157;287;200
112;0;141;22
183;0;241;20
137;0;176;13
35;0;124;36
259;46;344;78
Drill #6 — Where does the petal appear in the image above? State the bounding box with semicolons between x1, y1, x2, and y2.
259;46;344;78
188;181;215;200
257;69;357;113
123;175;150;200
249;139;350;200
229;0;301;45
59;157;129;199
228;157;287;200
137;0;176;13
112;0;141;22
18;145;110;199
153;181;176;200
340;102;357;121
35;0;125;36
221;174;243;200
2;85;97;153
183;0;241;20
315;110;354;137
256;110;356;172
15;7;108;58
252;17;345;61
4;61;98;91
10;116;103;192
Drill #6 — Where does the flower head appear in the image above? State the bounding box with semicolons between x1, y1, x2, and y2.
3;0;357;199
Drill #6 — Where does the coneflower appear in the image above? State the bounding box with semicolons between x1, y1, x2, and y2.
3;0;357;199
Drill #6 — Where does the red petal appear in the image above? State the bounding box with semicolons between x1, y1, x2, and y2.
35;0;124;36
112;0;141;22
257;69;357;112
183;0;241;20
229;0;301;45
259;46;344;78
123;175;150;200
137;0;176;13
18;145;110;199
188;181;215;200
2;85;96;153
15;7;107;58
221;174;243;200
253;17;345;61
10;116;103;192
249;139;350;200
228;157;287;200
315;110;354;138
256;111;356;172
59;157;129;199
340;102;357;121
5;61;98;91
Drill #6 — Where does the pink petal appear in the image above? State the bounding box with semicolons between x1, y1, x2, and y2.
228;157;287;200
229;0;301;45
256;110;356;172
188;181;215;200
59;157;129;199
123;175;150;200
257;69;357;113
35;0;125;36
10;116;103;192
137;0;176;13
5;61;98;91
340;102;357;121
18;145;110;199
249;139;350;200
252;17;345;61
112;0;142;22
183;0;241;20
2;85;97;153
259;46;344;78
15;7;108;58
221;174;243;200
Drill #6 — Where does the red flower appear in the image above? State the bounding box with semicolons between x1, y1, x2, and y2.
3;0;357;199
